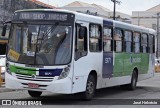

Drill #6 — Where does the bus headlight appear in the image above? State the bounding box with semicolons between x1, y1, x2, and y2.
6;63;12;75
58;67;70;80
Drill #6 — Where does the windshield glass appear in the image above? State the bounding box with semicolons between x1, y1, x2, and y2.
7;22;72;65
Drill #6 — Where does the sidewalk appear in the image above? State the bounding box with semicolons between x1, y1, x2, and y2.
0;83;15;93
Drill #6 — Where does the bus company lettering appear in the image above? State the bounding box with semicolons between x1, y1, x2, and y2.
105;57;112;64
45;72;52;76
33;13;45;19
48;14;67;21
122;57;141;64
131;57;141;64
20;13;45;20
17;69;28;74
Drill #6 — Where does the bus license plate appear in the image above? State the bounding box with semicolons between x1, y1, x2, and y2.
28;83;39;88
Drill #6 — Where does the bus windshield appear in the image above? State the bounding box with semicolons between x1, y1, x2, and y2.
7;22;72;65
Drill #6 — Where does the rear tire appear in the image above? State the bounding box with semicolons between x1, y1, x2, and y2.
120;70;138;90
127;70;138;90
28;90;42;97
80;75;96;100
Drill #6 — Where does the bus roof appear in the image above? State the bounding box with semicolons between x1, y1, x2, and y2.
15;9;156;35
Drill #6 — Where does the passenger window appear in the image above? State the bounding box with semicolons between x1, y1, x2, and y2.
124;31;132;53
89;24;102;52
103;27;112;52
133;32;140;53
141;33;148;53
114;29;123;52
149;34;154;53
75;24;87;60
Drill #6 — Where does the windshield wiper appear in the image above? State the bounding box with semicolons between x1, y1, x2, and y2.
38;22;59;51
34;22;59;65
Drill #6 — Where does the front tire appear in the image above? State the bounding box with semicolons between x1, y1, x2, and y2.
81;75;96;100
28;90;42;97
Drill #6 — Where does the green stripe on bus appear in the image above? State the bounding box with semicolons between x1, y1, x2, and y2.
10;65;36;75
113;53;149;77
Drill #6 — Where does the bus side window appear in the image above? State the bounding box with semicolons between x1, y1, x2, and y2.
75;24;87;60
153;35;155;53
141;33;148;53
133;32;141;53
114;28;123;52
149;34;154;53
124;30;132;53
103;27;112;52
89;24;102;52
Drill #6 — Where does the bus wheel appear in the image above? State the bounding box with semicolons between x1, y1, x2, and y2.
28;90;42;97
81;75;96;100
128;70;138;90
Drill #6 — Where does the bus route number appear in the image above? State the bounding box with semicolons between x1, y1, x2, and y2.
105;57;112;64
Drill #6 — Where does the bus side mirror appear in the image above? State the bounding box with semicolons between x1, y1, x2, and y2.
79;26;87;51
79;27;87;39
1;24;7;37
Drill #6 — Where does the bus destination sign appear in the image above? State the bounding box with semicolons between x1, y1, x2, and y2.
13;12;74;21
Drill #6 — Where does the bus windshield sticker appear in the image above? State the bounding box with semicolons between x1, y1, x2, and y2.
8;49;20;61
27;51;35;57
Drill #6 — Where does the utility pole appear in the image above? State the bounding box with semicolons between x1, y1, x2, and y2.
111;0;121;20
157;12;160;58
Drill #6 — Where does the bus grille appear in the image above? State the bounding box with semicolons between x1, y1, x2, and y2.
15;73;54;82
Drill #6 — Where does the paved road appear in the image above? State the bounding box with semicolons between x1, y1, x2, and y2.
0;73;160;108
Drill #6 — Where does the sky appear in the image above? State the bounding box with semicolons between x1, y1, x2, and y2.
38;0;160;15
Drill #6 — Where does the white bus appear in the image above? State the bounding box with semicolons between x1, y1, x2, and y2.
1;9;156;100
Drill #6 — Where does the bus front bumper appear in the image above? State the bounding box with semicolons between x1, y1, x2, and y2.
5;72;73;94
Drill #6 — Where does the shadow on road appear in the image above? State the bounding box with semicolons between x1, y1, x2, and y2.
18;85;160;105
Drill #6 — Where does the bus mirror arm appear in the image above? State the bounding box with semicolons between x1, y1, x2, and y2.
79;27;87;39
1;21;11;37
1;25;7;37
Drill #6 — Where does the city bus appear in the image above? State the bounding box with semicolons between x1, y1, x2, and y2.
1;9;156;100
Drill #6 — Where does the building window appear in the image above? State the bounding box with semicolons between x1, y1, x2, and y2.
141;33;148;53
103;27;112;52
124;30;132;53
114;28;123;52
89;24;102;52
133;32;141;53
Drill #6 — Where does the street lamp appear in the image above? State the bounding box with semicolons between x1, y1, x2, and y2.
111;0;121;20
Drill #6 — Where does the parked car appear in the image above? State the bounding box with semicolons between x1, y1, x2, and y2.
155;59;160;72
0;55;6;81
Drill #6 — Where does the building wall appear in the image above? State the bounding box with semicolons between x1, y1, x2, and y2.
62;7;109;18
62;6;131;23
132;11;159;30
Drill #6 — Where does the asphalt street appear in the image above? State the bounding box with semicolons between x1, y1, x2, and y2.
0;73;160;108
